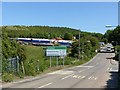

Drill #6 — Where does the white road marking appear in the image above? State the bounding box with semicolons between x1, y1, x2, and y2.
76;66;94;68
107;67;110;71
109;70;118;72
73;75;78;78
81;76;85;79
78;76;81;78
104;84;107;85
110;67;112;71
38;82;53;88
88;77;92;79
61;74;74;80
94;77;97;80
88;76;97;80
48;70;73;75
71;75;86;79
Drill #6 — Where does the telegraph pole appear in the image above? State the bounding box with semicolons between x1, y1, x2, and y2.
78;31;80;61
118;51;120;74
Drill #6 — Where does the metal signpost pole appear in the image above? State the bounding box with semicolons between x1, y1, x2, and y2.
50;56;51;68
63;56;64;66
57;57;58;66
47;46;67;67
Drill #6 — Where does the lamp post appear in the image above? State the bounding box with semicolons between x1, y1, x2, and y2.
105;25;117;28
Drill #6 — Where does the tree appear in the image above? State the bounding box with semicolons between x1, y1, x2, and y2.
64;33;73;40
104;30;113;43
104;26;120;45
2;32;26;74
70;41;79;57
70;35;99;59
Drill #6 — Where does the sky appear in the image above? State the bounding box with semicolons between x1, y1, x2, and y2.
2;2;118;34
118;1;120;25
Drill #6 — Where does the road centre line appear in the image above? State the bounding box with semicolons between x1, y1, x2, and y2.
38;82;53;88
61;74;74;80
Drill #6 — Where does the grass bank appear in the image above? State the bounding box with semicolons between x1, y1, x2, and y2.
2;45;97;82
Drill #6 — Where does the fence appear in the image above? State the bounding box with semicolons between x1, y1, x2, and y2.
7;56;20;73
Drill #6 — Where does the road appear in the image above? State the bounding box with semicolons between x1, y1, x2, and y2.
2;47;119;89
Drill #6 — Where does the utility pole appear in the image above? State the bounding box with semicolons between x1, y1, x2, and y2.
118;51;120;74
78;31;80;61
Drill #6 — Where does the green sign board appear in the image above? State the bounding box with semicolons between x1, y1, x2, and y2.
47;46;67;50
46;46;67;56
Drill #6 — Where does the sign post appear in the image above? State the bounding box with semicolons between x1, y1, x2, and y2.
63;57;64;66
50;56;52;68
46;46;67;67
57;57;58;66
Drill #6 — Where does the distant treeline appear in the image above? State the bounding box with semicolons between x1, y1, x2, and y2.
2;25;105;41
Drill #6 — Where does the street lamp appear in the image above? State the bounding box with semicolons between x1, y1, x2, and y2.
105;25;117;28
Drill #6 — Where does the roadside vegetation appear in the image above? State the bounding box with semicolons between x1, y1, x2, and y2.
104;25;120;84
104;26;120;60
2;25;105;82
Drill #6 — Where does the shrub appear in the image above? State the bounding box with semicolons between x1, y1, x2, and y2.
2;73;14;82
39;60;46;72
18;72;24;78
25;59;37;76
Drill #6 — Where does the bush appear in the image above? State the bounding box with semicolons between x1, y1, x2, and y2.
39;60;46;72
18;72;24;78
25;59;37;76
2;73;14;82
114;46;120;61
